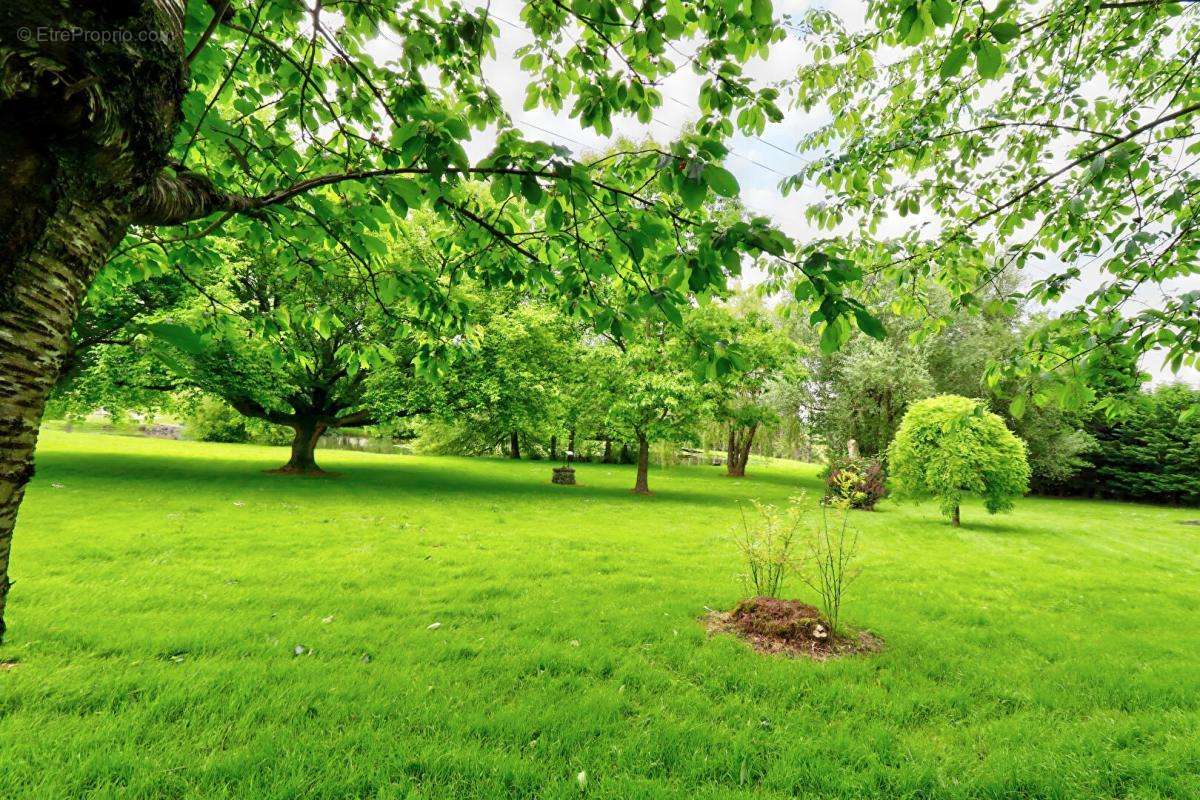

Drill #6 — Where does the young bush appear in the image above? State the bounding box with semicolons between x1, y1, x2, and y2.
801;493;860;634
733;498;805;598
824;457;886;510
185;397;252;443
888;395;1030;526
184;397;293;446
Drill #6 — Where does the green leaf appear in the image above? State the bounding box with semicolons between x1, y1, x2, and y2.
975;41;1002;78
897;5;918;40
1009;393;1027;419
702;164;740;198
660;300;683;327
680;178;707;210
750;0;773;26
989;22;1020;44
940;46;969;79
145;322;205;354
819;320;846;355
853;308;886;340
930;0;954;26
520;174;544;205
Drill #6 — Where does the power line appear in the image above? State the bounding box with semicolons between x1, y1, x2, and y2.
485;14;803;178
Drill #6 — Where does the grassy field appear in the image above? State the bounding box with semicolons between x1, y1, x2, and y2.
2;431;1199;799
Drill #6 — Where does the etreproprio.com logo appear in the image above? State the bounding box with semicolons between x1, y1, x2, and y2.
16;27;171;44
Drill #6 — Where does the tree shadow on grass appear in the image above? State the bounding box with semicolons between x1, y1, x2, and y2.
954;518;1044;535
722;467;826;494
31;449;745;510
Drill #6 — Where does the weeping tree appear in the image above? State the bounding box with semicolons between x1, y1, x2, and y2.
4;0;910;641
888;394;1031;527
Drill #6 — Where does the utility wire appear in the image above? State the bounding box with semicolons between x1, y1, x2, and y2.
488;12;803;178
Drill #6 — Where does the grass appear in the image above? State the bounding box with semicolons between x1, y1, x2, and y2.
2;431;1199;799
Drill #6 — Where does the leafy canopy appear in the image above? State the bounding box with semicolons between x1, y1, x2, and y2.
789;0;1200;416
88;0;889;375
888;394;1030;522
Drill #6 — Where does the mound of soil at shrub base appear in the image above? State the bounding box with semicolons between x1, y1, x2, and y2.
705;597;882;660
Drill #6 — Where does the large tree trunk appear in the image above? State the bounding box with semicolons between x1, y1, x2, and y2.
509;430;521;459
951;504;961;527
727;423;758;478
632;433;651;494
276;419;327;474
0;199;130;643
602;437;613;463
0;1;189;642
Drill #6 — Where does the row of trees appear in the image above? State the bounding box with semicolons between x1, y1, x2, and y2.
53;234;1196;506
52;240;806;494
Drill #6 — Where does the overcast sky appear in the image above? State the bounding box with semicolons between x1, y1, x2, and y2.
429;0;1198;386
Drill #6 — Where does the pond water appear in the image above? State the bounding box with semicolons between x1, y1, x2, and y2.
319;434;412;455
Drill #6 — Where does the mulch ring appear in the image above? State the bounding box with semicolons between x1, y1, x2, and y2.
704;596;883;661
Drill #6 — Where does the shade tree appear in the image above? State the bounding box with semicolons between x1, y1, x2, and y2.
681;302;802;477
91;231;454;474
397;299;582;458
602;323;709;494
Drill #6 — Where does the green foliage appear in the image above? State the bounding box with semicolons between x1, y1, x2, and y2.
824;457;886;510
819;339;933;459
790;1;1200;410
888;395;1030;523
604;322;709;448
407;301;580;453
1010;409;1098;492
683;301;802;473
733;497;805;599
184;396;252;444
183;396;293;446
91;0;817;383
1075;384;1200;505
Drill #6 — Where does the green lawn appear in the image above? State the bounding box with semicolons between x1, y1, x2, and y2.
3;431;1199;799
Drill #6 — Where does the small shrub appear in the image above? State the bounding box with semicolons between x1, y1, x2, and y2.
800;494;860;634
825;457;886;510
185;397;251;443
733;497;805;598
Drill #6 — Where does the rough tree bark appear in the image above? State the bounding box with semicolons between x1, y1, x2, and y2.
279;419;328;475
725;424;758;478
509;430;521;459
632;432;651;494
0;1;191;642
0;199;130;643
952;504;961;527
